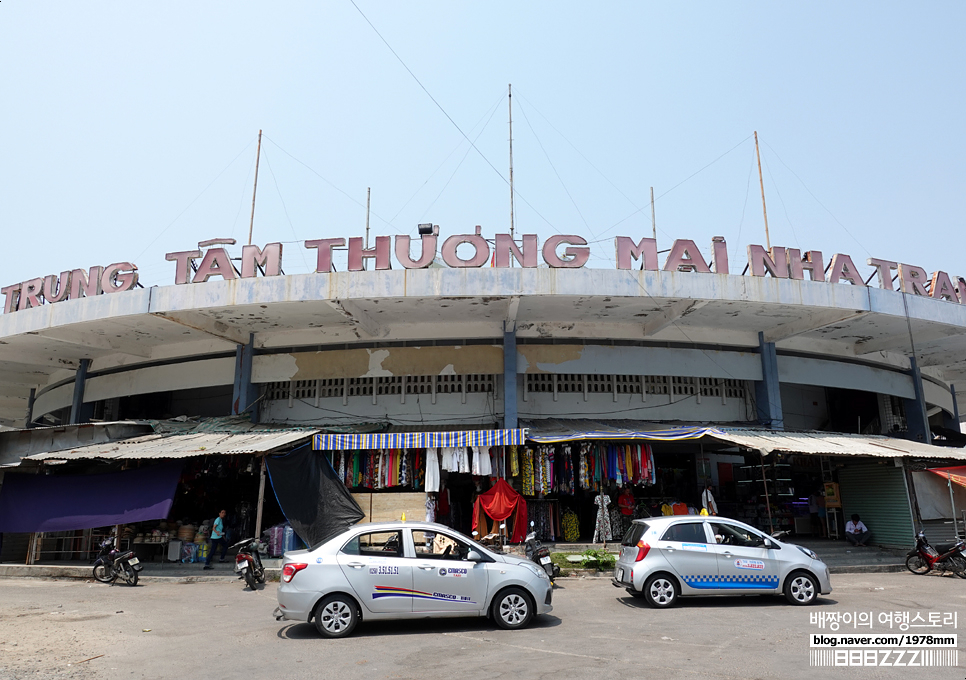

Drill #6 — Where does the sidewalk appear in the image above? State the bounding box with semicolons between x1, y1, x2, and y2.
0;558;282;582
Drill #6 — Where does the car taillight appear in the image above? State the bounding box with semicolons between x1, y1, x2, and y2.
635;541;650;562
282;563;308;583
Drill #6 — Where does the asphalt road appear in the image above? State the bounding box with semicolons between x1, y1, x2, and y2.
0;572;963;680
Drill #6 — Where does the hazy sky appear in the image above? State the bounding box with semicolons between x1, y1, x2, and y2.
1;2;963;288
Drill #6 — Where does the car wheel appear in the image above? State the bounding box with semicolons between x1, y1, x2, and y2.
784;571;818;605
905;553;930;575
643;574;678;608
491;587;534;630
313;595;359;639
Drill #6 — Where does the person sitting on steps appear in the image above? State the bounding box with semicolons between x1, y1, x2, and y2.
844;514;870;547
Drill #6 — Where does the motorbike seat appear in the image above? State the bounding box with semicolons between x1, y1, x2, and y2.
933;542;959;554
116;551;135;560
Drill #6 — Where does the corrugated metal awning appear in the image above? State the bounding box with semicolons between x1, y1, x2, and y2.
708;429;966;460
525;420;725;443
312;429;527;450
25;429;319;461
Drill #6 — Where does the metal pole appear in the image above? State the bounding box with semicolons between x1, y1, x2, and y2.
365;187;371;250
247;129;263;246
650;186;656;242
254;456;267;539
947;472;959;539
754;131;771;251
508;84;516;244
760;452;775;533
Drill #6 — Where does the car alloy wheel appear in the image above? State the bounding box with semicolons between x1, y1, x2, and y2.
644;574;678;608
784;572;818;605
492;587;533;630
314;595;358;638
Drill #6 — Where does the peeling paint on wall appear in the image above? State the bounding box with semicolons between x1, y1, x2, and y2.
254;345;503;382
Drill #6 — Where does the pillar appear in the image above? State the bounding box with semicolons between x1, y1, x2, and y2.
24;387;36;429
232;333;258;423
69;359;91;425
902;355;932;444
503;322;518;429
754;332;784;430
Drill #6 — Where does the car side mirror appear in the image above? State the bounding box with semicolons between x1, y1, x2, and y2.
466;550;483;562
763;539;776;549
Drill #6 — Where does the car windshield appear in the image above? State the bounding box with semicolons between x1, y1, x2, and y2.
621;522;649;547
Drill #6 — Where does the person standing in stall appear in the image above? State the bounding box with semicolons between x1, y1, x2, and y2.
701;483;718;516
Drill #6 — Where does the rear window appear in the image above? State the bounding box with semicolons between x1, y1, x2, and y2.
621;522;649;547
662;522;708;543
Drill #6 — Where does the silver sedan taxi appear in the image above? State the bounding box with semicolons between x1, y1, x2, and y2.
612;516;832;608
274;521;553;638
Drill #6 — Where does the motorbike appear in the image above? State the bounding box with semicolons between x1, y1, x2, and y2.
524;520;560;583
905;531;966;578
92;536;142;586
232;537;267;590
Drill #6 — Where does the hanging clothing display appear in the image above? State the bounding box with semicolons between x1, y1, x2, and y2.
471;478;528;542
593;492;612;542
509;445;520;477
522;448;535;496
425;448;440;493
471;446;492;476
561;508;580;542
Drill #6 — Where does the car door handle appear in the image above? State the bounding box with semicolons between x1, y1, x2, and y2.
347;562;365;569
418;565;435;571
722;551;733;556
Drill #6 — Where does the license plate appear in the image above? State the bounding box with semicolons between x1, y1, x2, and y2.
616;568;624;582
128;558;140;566
236;563;247;572
539;556;551;565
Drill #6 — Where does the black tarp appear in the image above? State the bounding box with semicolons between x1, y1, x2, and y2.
266;445;364;548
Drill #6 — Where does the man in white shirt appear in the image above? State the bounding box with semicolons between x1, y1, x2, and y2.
701;483;718;516
845;514;870;546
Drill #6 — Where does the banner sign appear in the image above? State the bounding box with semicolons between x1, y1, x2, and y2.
3;231;964;313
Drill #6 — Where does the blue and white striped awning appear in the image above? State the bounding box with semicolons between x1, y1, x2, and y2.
313;429;528;450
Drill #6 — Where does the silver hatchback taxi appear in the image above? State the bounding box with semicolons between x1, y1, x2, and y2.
274;521;553;638
612;516;831;608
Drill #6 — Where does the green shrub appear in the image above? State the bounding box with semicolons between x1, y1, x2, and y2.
580;547;615;570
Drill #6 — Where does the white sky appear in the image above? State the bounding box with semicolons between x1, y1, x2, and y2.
1;2;963;287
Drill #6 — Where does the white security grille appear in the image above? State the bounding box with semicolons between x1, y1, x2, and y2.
646;375;670;395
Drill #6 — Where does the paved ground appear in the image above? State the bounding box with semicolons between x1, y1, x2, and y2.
0;572;963;680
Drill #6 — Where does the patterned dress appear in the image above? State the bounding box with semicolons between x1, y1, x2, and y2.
593;493;612;543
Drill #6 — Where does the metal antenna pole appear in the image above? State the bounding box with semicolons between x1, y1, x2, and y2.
650;186;656;242
365;187;371;250
508;84;516;245
247;129;263;246
754;131;771;251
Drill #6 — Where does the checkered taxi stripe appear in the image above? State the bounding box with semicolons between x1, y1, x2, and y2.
681;574;779;590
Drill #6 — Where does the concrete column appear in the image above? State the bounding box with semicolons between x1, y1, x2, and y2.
232;333;258;423
69;359;91;425
949;384;961;433
503;322;518;429
754;332;784;430
24;387;36;429
902;355;932;444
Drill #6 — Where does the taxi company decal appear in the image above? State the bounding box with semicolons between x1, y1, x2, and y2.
438;567;468;578
682;543;708;552
734;559;765;570
369;565;399;575
372;585;476;604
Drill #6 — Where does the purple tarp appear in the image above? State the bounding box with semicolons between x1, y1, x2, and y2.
0;463;182;533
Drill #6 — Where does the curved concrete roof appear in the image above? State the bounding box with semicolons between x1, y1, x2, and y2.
0;268;964;427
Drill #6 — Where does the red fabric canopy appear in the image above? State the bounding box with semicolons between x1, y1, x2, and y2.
929;466;966;489
472;478;528;543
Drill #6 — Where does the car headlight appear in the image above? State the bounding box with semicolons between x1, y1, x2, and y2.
796;545;817;560
523;562;549;580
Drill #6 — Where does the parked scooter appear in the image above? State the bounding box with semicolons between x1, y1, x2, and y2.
524;520;560;583
92;536;142;586
906;531;966;578
231;537;267;590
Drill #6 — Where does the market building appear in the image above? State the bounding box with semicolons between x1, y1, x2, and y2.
1;231;965;564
